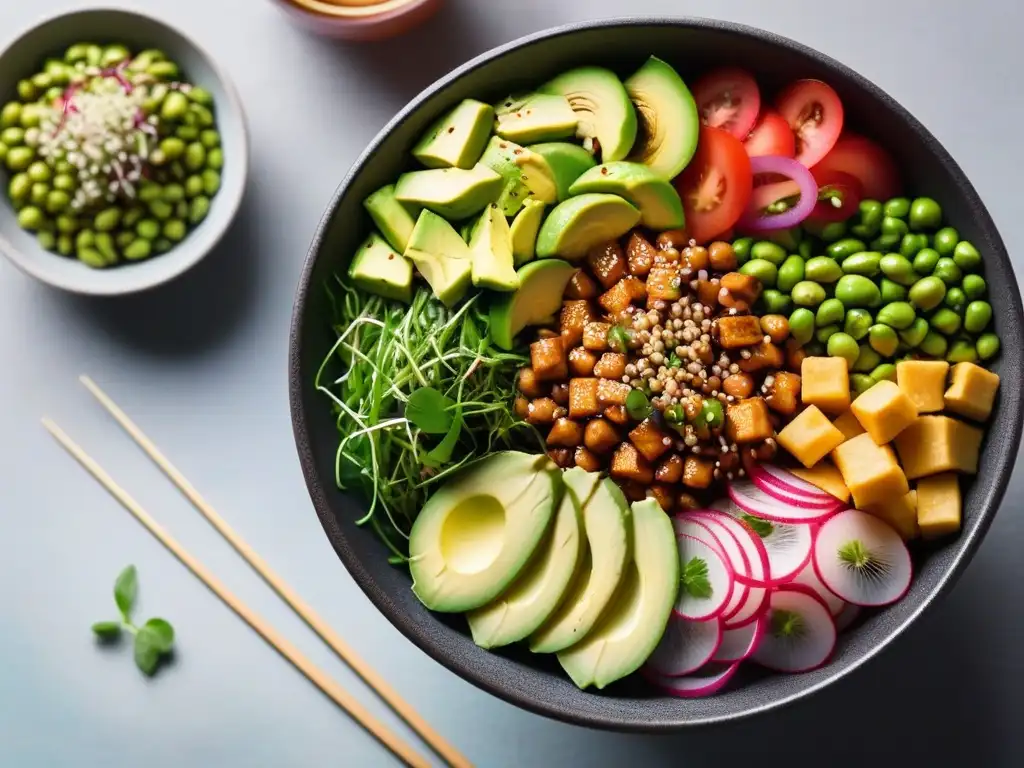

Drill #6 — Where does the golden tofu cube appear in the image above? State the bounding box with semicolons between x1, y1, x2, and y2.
944;362;1001;423
791;460;850;503
568;378;601;419
831;433;909;509
777;405;846;468
725;397;773;444
866;492;919;541
896;360;949;414
801;356;851;414
916;472;962;539
850;380;919;445
832;410;866;441
893;415;983;480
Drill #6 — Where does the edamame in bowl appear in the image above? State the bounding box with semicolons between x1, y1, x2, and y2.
0;8;248;295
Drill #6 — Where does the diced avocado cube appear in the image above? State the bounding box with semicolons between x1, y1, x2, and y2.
348;232;413;303
363;184;418;252
412;98;494;170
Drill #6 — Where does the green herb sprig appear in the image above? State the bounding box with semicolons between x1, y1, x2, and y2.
681;556;712;599
91;565;175;676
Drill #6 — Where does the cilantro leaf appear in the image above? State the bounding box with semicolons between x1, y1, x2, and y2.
681;556;712;599
741;514;774;538
113;565;137;621
405;388;456;435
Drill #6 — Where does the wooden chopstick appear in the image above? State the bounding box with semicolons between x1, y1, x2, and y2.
42;417;430;768
77;376;471;768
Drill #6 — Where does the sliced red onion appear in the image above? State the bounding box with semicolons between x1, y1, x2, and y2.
738;155;818;231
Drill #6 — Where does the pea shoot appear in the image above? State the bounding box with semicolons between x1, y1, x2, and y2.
91;566;175;676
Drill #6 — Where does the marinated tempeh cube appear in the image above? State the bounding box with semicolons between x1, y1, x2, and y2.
560;300;595;347
568;346;598;376
564;269;599;300
547;417;584;447
719;272;762;305
726;397;773;443
599;279;636;314
593;352;628;380
584;418;620;454
654;453;684;483
696;279;721;310
604;404;629;425
717;315;765;349
682;455;715;489
530;336;568;381
626;232;657;276
765;371;801;416
547;448;573;468
597;378;631;406
587;241;628;288
527;397;558;424
646;266;683;301
647;484;675;511
517;367;546;398
568;378;601;419
629;417;673;462
573;446;603;472
611;442;655;483
582;321;611;351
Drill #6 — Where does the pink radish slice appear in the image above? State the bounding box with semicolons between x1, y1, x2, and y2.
728;480;840;523
835;602;862;632
752;462;840;502
697;511;770;587
713;616;765;663
644;662;740;698
813;509;912;607
751;586;837;673
710;499;811;585
675;535;734;621
791;559;845;616
737;470;839;510
672;514;728;559
692;514;769;628
685;515;751;622
646;615;722;677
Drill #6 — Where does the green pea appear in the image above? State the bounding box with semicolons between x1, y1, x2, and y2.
933;227;959;256
977;333;1001;361
177;124;200;142
29;182;49;206
868;324;899;357
57;234;73;256
841;251;881;277
24;160;49;184
852;344;882;372
835;274;881;308
899;317;930;348
16;205;43;231
818;221;847;243
162;183;185;203
740;258;778;287
6;146;34;171
1;102;22;127
136;219;161;240
944;287;967;313
761;289;791;314
962;274;987;301
732;237;754;263
953;240;982;273
123;239;153;261
881;215;909;238
827;332;860;365
908;197;942;231
816;298;845;327
201;169;220;196
876;301;916;330
115;231;135;249
8;172;31;201
850;374;876;395
183;142;206;172
56;214;78;233
879;254;918;286
883;197;911;219
94;232;117;264
826;238;866;261
45;190;70;214
964;301;993;333
207;148;223;172
76;230;95;250
776;255;805;292
189;196;211;225
912;247;940;275
871;363;897;382
159;137;186;161
789;308;816;345
53;173;75;192
200;129;221;149
844;309;873;340
919;331;948;358
946;340;979;364
186;172;206;198
898;233;927;259
16;80;36;101
77;247;106;268
186;86;214;107
792;281;827;308
36;230;56;251
94;207;121;232
154;237;174;254
908;276;946;311
933;257;962;286
148;61;181;80
816;324;840;344
804;256;842;284
190;104;214;128
162;219;186;242
751;240;787;266
161;91;190;122
148;199;173;220
930;308;962;336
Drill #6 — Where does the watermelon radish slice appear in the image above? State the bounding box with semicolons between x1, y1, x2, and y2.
728;479;840;524
644;662;740;698
712;499;812;584
646;614;722;677
813;509;912;607
675;534;734;621
791;559;844;616
835;602;862;632
750;462;841;503
712;616;765;663
751;586;837;673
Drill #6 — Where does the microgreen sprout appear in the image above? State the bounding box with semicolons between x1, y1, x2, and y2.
91;565;175;676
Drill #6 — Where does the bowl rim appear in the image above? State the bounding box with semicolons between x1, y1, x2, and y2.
289;15;1024;729
0;6;250;296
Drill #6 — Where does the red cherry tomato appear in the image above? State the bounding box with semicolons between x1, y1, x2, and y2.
674;125;753;244
812;133;902;201
692;68;761;140
744;109;796;158
776;79;844;167
806;168;864;223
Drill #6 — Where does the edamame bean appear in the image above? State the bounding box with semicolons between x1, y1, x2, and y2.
876;301;916;330
908;197;943;231
37;231;56;251
16;80;36;101
868;324;899;357
188;196;210;224
761;289;791;314
930;308;962;335
964;301;993;333
163;219;187;242
792;281;827;308
138;183;163;203
798;239;815;261
161;92;190;122
185;174;204;198
871;363;897;382
844;309;873;340
136;219;160;240
933;227;959;256
54;159;73;175
6;146;34;171
852;344;882;372
828;332;860;365
57;234;73;256
963;274;987;301
94;207;121;232
946;340;978;364
94;232;117;264
17;206;43;230
850;374;875;395
116;231;134;249
56;214;78;233
856;199;884;232
76;230;95;250
835;274;881;308
871;233;902;252
123;208;144;229
944;287;967;313
2;126;25;146
45;190;70;214
879;253;919;286
881;215;909;238
175;200;188;219
187;86;214;107
1;102;21;127
64;43;90;63
8;172;30;201
977;333;1001;361
816;298;845;327
816;324;840;344
124;239;152;260
899;317;930;347
912;247;940;275
154;238;173;254
30;72;52;91
953;240;982;273
200;129;221;149
819;221;847;242
101;45;131;68
163;183;185;203
201;169;220;196
751;241;787;266
899;233;929;259
789;308;816;345
841;251;881;276
190;104;214;128
919;331;948;357
29;183;48;206
804;256;842;283
77;247;106;268
159;137;186;161
826;238;866;261
883;197;911;219
53;173;75;192
740;258;777;287
26;160;50;183
185;142;207;172
177;125;200;142
148;61;181;81
908;276;946;311
777;255;805;292
732;237;754;263
206;147;223;172
149;199;173;220
933;257;962;285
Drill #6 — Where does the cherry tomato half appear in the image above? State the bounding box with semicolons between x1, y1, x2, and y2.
743;109;796;158
692;68;761;140
674;125;753;244
812;133;902;201
776;79;844;167
807;168;864;223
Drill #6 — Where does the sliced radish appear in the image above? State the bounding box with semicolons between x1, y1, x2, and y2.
835;602;862;633
691;514;769;628
813;509;912;607
675;535;734;621
672;514;727;559
711;499;812;584
644;662;740;698
751;462;839;502
713;616;765;663
791;559;844;616
738;470;838;509
695;511;769;586
751;587;836;673
728;480;840;524
646;615;722;677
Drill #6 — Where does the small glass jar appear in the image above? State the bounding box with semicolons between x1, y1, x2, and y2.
271;0;443;41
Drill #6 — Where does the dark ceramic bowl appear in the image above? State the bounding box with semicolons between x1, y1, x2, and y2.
289;18;1024;729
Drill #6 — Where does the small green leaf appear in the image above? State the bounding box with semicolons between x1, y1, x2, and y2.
114;565;138;620
681;556;712;599
741;514;774;538
405;388;456;435
422;407;463;468
142;618;175;653
134;632;162;676
91;621;122;640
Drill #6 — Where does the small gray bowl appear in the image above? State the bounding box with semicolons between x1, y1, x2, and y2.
0;8;249;296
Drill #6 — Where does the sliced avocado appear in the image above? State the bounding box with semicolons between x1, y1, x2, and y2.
479;136;557;217
494;92;578;145
363;184;419;253
466;468;601;649
529;478;631;654
539;67;637;162
468;204;519;292
413;98;494;169
568;161;685;230
489;259;577;350
625;56;699;181
535;193;640;261
409;452;559;613
510;199;546;267
395;164;503;221
529;142;597;201
404;210;473;307
558;498;679;689
347;232;414;303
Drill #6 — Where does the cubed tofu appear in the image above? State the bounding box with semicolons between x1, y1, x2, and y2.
738;340;785;373
587;242;628;289
893;415;983;479
517;367;545;398
564;270;599;300
655;454;684;483
726;397;773;444
647;484;675;511
696;279;720;310
610;442;654;483
682;455;714;489
547;448;574;469
629;418;672;462
593;352;627;380
850;380;919;445
896;360;949;414
568;378;601;419
597;379;631;406
831;433;909;509
801;356;851;414
866;492;919;541
623;276;647;301
791;460;850;503
547;418;584;447
604;405;629;425
526;397;559;425
584;418;619;454
645;266;683;301
530;337;567;381
582;321;611;351
559;300;594;347
626;232;656;276
717;315;764;349
832;410;866;441
599;279;636;314
916;472;962;539
777;405;846;468
944;362;1001;422
568;346;598;376
765;371;801;416
573;446;602;472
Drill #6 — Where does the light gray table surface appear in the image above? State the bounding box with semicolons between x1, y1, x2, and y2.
2;0;1022;765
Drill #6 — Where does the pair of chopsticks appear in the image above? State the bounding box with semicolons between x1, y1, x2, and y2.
43;376;471;768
